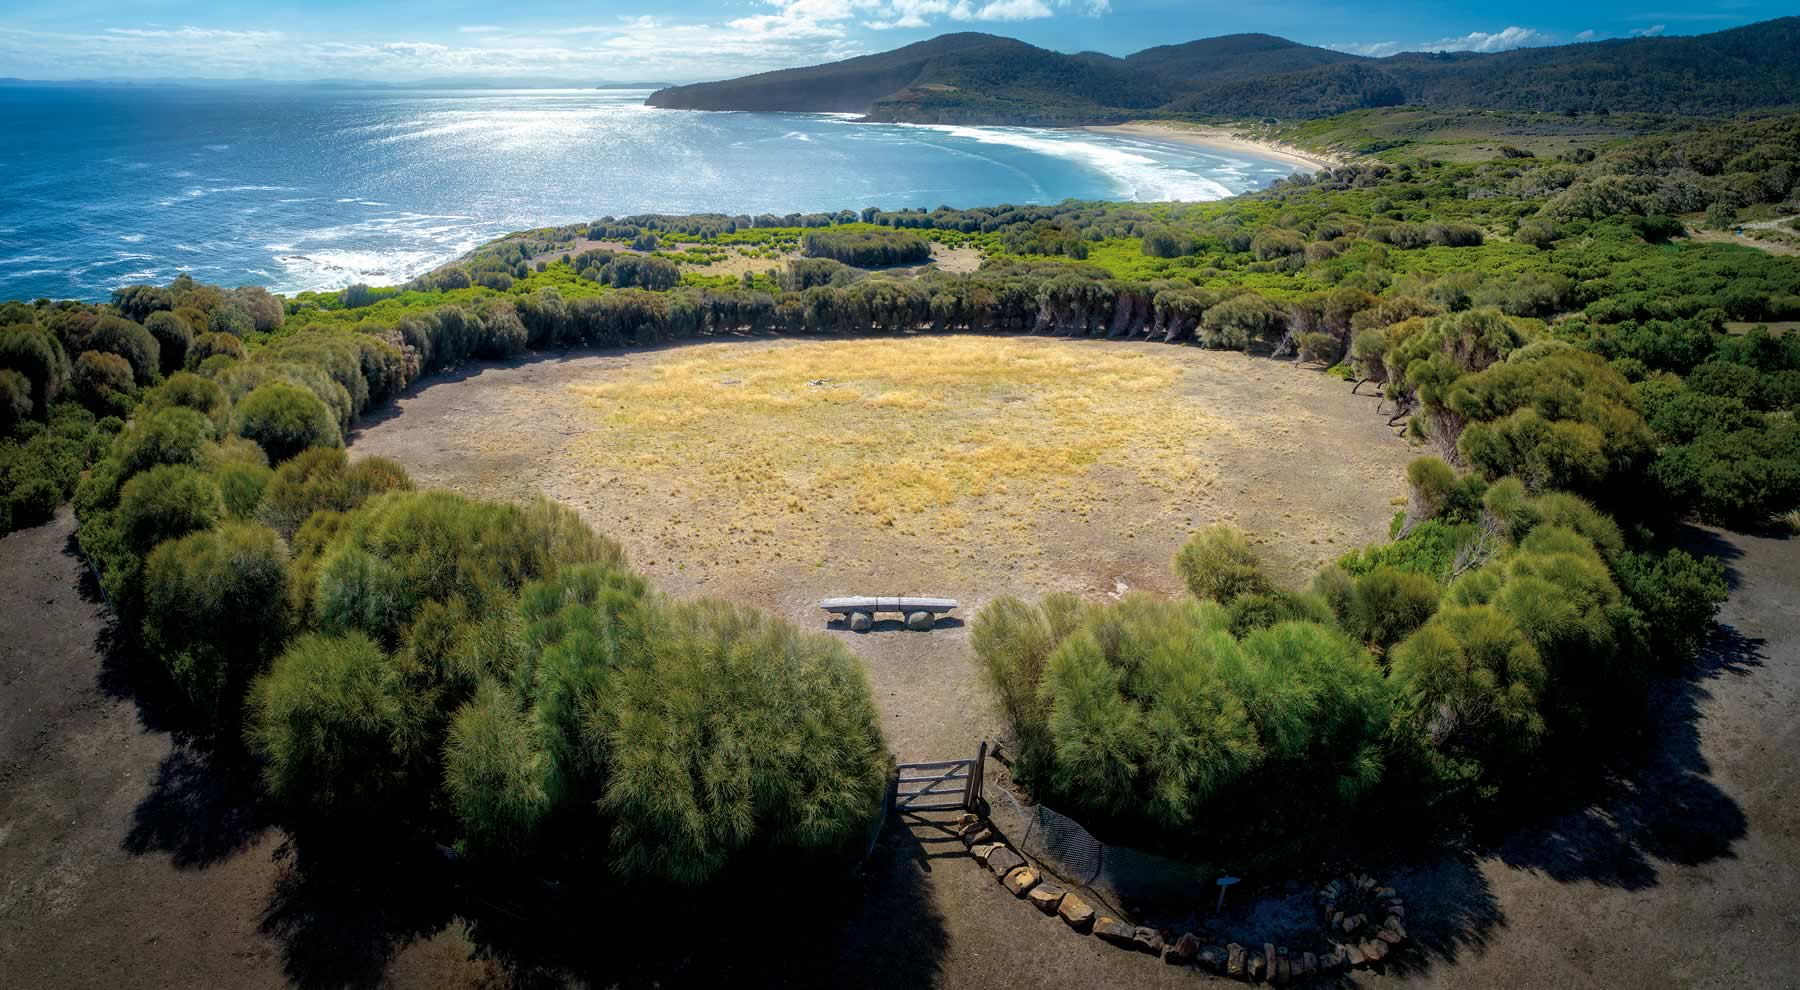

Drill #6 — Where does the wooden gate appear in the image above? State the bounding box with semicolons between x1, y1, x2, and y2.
892;740;986;813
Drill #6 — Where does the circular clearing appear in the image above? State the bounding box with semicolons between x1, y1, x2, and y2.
350;335;1414;757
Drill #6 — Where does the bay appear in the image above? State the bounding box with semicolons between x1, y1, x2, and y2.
0;85;1297;302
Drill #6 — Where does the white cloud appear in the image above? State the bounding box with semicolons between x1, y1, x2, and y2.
1629;24;1667;37
1330;25;1556;58
866;0;1099;30
0;18;871;83
952;0;1055;20
1417;25;1549;53
1327;40;1402;57
102;26;282;42
1574;29;1596;42
458;25;504;35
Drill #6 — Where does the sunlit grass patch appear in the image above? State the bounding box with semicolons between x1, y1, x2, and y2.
565;336;1232;562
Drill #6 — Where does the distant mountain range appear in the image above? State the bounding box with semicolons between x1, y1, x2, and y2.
646;18;1800;123
0;77;674;91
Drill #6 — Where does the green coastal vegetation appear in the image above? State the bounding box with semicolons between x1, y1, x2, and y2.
645;18;1800;124
0;103;1795;893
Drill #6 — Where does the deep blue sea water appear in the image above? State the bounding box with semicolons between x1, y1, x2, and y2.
0;85;1298;302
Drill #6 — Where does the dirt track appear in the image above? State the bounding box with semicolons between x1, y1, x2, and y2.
2;348;1797;987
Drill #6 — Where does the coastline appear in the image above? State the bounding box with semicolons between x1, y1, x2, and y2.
1081;122;1343;174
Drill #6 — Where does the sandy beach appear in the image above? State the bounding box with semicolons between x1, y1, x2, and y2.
1082;121;1342;173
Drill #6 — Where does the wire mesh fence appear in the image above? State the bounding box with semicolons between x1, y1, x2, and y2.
983;776;1210;906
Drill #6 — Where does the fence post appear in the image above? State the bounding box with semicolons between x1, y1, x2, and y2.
964;740;987;812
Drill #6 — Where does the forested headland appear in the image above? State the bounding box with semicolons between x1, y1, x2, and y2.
645;18;1800;124
0;107;1796;905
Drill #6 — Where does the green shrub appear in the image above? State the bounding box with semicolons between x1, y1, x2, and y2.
1337;519;1474;580
602;597;891;883
801;229;930;267
1405;456;1486;523
0;325;71;416
82;315;160;386
145;372;228;430
1200;294;1286;350
196;354;238;377
9;474;60;527
187;332;245;369
970;593;1089;780
113;405;217;476
143;311;192;376
246;631;427;818
1225;621;1391;803
73;350;134;414
1345;567;1441;656
215;461;273;518
1389;604;1546;795
1517;491;1625;561
1297;331;1345;365
1651;422;1800;527
0;368;32;431
143;521;290;721
233;382;341;465
260;447;413;537
1174;524;1269;603
117;464;223;555
443;681;550;852
1040;594;1258;827
1226;589;1333;635
1613;547;1727;666
311;491;623;643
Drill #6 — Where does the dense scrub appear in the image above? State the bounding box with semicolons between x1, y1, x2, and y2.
976;485;1728;863
50;283;894;889
801;228;933;267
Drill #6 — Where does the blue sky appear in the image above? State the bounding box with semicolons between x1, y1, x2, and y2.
0;0;1786;83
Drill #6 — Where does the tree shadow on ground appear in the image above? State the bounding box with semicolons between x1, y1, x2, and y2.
829;615;966;634
122;744;269;868
249;816;950;990
257;838;458;990
455;816;950;989
1490;618;1760;889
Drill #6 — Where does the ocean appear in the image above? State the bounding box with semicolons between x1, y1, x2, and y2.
0;85;1298;302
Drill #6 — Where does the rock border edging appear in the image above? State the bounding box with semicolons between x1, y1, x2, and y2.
950;812;1406;983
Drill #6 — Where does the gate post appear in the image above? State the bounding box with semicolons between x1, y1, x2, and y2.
964;740;987;812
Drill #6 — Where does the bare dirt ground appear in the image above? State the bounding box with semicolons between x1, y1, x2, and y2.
0;509;291;989
3;342;1797;988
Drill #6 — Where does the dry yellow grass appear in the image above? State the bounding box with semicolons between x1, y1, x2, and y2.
564;337;1233;562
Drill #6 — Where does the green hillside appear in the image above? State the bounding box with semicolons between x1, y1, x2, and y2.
646;18;1800;124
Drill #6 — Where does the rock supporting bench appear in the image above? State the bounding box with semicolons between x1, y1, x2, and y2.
819;596;958;631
